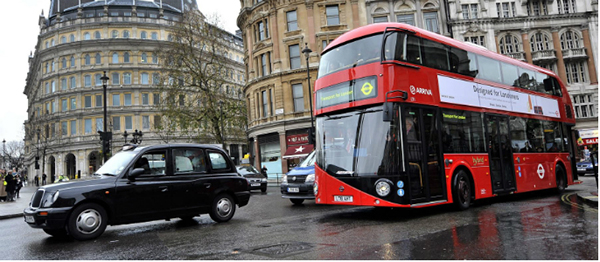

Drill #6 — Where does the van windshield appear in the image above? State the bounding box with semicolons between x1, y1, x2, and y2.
299;151;316;167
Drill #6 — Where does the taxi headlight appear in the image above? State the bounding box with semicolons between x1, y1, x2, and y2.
375;179;392;197
306;174;315;183
42;191;60;207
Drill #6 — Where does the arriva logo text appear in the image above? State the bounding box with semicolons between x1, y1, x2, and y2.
410;85;432;96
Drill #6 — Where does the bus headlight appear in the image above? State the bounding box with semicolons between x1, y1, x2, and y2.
375;179;392;197
306;174;315;183
313;182;319;196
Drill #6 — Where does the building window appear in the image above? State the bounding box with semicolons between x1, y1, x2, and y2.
112;52;119;63
262;90;268;117
70;56;75;67
141;53;147;63
61;58;67;68
558;0;576;14
69;34;75;42
286;10;298;31
141;31;147;39
142;116;150;130
499;34;520;54
84;32;91;40
123;30;130;39
373;16;388;23
527;0;548;16
61;78;67;90
94;31;101;39
123;52;130;63
113;116;121;131
153;93;160;105
424;12;439;33
60;36;66;44
573;94;595;118
325;5;340;26
560;30;581;50
125;116;133;130
152;73;160;85
70;120;76;135
464;36;485;46
462;4;478;19
112;30;118;38
61;121;67;136
565;62;587;84
141;73;149;84
151;32;158;40
256;20;269;41
95;74;102;86
51;81;56;93
45;83;49;94
95;53;101;64
70;76;76;89
124;73;132;85
84;54;91;65
289;44;301;69
497;2;516;18
112;94;120;106
123;93;132;106
530;32;550;51
61;99;67;112
85;119;92;134
142;93;149;105
292;83;304;112
70;97;76;110
261;53;268;76
152;53;158;64
84;96;92;108
95;95;102;107
112;73;120;85
96;118;103;132
154;115;161;128
84;75;91;87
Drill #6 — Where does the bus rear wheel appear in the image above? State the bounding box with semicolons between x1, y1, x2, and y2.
555;165;566;194
453;170;471;211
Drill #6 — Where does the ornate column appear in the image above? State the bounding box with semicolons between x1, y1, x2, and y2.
521;29;533;64
581;25;598;84
551;27;568;84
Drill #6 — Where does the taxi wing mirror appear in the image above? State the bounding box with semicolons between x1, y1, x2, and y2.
128;168;145;181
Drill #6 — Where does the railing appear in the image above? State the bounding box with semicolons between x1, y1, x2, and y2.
562;48;588;60
531;50;557;61
505;52;526;62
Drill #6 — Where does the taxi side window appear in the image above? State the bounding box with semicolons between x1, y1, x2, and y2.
134;151;166;175
208;152;229;171
173;149;206;174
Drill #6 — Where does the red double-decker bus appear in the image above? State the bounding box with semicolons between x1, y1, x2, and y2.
313;23;580;210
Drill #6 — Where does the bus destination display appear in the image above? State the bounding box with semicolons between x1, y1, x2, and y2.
316;76;378;109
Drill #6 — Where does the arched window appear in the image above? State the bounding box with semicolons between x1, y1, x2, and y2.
70;56;75;67
123;30;130;39
60;36;66;44
95;53;101;64
94;31;101;39
141;53;147;63
51;39;55;46
84;32;91;40
151;32;158;40
560;30;581;50
112;30;119;39
499;34;520;54
45;41;49;49
530;32;550;51
123;52;130;63
69;34;75;42
141;31;147;39
61;58;67;68
84;54;91;65
112;52;119;63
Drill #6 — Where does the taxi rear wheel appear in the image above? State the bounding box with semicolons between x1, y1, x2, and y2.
67;203;108;241
209;194;236;222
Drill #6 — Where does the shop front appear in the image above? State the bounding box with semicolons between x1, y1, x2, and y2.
577;128;598;160
282;132;313;170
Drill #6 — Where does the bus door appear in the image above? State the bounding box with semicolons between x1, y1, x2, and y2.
403;106;445;204
563;123;578;180
485;114;516;194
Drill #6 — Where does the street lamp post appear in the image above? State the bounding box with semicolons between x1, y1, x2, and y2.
219;101;225;150
2;139;5;169
301;43;315;144
100;71;110;164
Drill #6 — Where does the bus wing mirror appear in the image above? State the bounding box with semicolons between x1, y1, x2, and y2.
383;102;393;122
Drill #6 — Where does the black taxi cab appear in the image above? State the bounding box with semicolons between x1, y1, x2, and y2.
23;144;250;241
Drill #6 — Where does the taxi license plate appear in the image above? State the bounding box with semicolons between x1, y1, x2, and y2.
25;216;34;223
287;187;299;193
334;195;353;202
251;183;261;187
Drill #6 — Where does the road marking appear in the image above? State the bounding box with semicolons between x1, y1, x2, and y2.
561;193;597;211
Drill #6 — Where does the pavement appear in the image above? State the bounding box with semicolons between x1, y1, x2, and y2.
0;177;594;221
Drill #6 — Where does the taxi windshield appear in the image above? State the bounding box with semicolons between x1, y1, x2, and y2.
95;151;137;176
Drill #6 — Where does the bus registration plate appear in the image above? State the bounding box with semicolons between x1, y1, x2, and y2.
334;195;353;202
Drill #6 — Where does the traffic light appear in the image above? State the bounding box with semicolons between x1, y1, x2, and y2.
35;156;40;170
308;127;315;145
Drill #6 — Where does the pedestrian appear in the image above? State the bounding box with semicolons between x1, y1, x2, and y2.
5;171;16;202
261;165;268;178
0;169;7;202
42;173;47;185
34;174;39;187
15;173;23;199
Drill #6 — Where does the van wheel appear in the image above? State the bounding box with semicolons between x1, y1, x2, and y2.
261;186;267;193
556;165;566;193
290;199;304;205
209;194;236;222
67;203;107;241
453;170;471;211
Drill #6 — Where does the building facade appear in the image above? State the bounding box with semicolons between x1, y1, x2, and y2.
23;0;246;180
447;0;598;153
365;0;451;35
237;0;368;174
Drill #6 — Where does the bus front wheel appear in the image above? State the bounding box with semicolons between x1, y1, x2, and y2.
453;170;471;211
555;165;566;194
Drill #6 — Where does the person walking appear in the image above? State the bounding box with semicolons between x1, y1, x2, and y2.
42;173;47;185
15;173;23;199
34;174;39;187
5;171;16;202
0;169;7;202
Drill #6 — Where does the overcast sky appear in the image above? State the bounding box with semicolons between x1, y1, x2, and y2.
0;0;241;144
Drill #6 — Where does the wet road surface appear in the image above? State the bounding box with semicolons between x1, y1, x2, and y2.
3;176;597;259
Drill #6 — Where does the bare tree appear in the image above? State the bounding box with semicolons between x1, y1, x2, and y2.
155;11;247;148
5;140;25;170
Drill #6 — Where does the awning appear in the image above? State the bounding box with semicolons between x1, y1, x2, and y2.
282;144;314;159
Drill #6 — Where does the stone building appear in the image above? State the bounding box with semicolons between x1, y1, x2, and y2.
23;0;246;180
237;0;368;174
447;0;598;152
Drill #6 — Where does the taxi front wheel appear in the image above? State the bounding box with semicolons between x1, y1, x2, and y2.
67;203;108;241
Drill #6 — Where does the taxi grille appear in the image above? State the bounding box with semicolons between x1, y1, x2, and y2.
31;190;44;208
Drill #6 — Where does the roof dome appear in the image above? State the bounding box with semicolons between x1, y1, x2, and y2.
48;0;198;17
